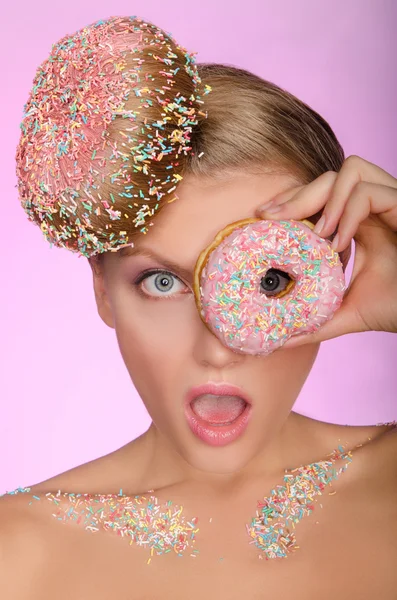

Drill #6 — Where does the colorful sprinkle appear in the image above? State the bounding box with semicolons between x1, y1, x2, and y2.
15;16;210;259
198;219;346;356
246;445;353;559
4;423;396;562
2;487;199;564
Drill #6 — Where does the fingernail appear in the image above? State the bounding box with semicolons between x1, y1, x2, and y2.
313;214;326;235
262;204;282;213
258;200;276;211
331;233;339;250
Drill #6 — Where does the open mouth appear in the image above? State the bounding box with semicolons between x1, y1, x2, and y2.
190;394;248;426
184;387;253;447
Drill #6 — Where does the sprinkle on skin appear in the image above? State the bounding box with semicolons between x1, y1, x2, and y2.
3;422;396;563
199;219;346;356
246;445;354;560
2;487;199;561
15;16;210;259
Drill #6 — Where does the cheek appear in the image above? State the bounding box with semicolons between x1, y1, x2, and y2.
112;294;194;382
270;343;320;394
249;343;320;401
116;311;193;408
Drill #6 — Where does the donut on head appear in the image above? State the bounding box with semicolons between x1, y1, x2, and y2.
193;218;346;356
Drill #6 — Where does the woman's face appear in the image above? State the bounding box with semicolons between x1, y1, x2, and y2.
90;171;322;482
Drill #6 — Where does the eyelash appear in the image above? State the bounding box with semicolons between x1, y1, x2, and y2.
134;269;188;299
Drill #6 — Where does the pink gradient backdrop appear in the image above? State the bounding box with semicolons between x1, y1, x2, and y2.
1;0;396;493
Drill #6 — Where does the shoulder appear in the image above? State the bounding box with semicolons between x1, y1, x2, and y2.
353;426;397;565
300;414;397;472
344;422;397;483
357;423;397;470
310;419;397;507
0;490;46;540
0;492;51;599
341;424;397;524
25;439;144;496
26;458;122;496
366;424;397;485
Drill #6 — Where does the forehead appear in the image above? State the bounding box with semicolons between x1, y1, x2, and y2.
137;171;300;260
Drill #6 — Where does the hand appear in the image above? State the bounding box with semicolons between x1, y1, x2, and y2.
255;155;397;348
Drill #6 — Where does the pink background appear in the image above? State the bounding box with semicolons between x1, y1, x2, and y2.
1;0;396;494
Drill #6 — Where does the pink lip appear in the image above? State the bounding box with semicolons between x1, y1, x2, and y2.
184;382;253;447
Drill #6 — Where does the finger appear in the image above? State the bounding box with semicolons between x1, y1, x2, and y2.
257;157;397;243
311;156;397;241
255;171;338;222
332;181;397;252
255;184;306;211
280;298;369;348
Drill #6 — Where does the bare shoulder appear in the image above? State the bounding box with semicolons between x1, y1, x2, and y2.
352;425;397;572
25;437;145;496
0;489;46;540
340;422;397;490
366;424;397;485
0;492;52;599
25;449;122;494
25;455;127;496
309;418;397;515
357;423;397;471
341;423;397;535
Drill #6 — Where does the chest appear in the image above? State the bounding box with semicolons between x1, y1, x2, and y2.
31;489;397;600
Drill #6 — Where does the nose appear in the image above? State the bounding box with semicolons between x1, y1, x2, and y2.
192;315;246;369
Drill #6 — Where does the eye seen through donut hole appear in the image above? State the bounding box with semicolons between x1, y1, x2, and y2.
259;268;296;298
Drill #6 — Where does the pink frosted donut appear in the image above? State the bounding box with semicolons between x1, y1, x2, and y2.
193;218;346;356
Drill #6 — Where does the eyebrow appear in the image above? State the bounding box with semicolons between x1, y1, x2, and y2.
119;246;193;281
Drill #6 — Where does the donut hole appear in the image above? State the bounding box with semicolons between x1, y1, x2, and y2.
259;268;296;299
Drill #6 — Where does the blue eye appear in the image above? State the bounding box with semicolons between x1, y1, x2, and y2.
135;269;187;298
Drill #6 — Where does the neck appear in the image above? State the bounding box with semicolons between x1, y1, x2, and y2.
129;411;318;495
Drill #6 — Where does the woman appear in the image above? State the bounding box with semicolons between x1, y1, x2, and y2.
1;15;396;599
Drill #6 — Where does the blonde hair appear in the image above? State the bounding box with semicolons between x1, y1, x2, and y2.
184;63;351;270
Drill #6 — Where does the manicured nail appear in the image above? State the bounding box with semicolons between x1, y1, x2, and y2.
313;214;326;235
331;233;339;250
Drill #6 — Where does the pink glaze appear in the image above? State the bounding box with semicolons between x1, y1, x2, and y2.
198;219;346;356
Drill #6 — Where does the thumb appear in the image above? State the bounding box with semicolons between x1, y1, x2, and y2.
280;302;366;348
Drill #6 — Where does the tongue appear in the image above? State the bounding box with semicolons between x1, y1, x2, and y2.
190;394;247;424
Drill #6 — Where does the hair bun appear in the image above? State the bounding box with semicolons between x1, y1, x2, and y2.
16;16;210;258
